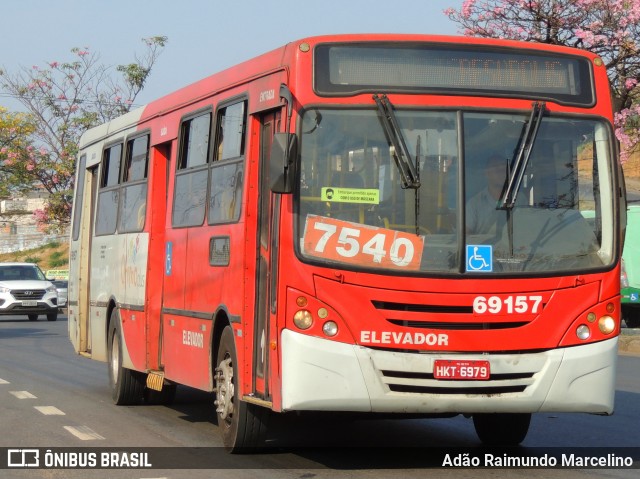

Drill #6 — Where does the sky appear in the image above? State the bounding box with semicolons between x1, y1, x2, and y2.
1;0;463;109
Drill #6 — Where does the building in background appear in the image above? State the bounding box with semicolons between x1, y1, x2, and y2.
0;189;66;253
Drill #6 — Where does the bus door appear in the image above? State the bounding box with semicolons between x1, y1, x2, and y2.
252;110;281;399
145;141;172;371
69;159;98;355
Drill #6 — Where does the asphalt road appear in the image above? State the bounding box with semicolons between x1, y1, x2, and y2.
0;315;639;479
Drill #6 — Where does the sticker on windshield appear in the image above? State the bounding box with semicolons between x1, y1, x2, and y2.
303;215;424;270
466;245;493;272
321;187;380;204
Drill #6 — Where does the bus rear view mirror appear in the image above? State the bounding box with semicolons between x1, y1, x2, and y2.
270;132;297;194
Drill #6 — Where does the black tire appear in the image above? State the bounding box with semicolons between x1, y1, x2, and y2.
214;326;269;453
47;312;58;321
473;413;531;446
28;314;38;321
107;308;145;405
623;306;640;328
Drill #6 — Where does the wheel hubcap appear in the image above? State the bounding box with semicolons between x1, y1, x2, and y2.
214;355;234;422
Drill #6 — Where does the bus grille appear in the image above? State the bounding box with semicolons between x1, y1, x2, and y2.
381;369;533;395
385;319;528;330
373;300;531;330
12;289;46;300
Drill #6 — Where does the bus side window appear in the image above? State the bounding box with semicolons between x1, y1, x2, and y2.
208;100;247;224
172;111;211;227
71;154;87;241
95;143;122;236
119;134;149;232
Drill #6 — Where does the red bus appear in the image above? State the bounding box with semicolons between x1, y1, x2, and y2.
68;34;625;450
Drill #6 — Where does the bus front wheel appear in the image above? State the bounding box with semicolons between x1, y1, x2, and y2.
107;309;145;405
473;413;531;446
214;326;269;453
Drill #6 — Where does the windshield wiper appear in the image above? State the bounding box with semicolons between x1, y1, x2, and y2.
499;101;546;209
373;94;420;189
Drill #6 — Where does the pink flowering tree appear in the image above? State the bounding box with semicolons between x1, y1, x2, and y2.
0;107;36;197
445;0;640;162
0;36;167;231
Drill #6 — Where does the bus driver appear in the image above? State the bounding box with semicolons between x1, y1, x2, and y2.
466;154;508;236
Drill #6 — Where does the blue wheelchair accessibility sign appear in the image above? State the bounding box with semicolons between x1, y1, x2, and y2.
466;245;493;272
165;241;173;276
631;293;639;302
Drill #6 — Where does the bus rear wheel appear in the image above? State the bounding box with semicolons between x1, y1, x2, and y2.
473;413;531;446
107;309;145;405
214;326;269;453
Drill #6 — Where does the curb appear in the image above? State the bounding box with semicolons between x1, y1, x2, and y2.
618;329;640;356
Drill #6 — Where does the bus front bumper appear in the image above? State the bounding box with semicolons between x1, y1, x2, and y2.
280;329;617;415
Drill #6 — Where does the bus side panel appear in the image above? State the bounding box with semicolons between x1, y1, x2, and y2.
162;314;212;390
161;226;186;311
119;308;147;369
87;233;149;369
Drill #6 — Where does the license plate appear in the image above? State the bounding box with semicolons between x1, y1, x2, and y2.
22;300;38;307
433;360;490;380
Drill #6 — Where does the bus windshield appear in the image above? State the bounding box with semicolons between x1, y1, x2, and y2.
297;107;615;275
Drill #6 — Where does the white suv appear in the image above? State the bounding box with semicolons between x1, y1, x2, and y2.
0;263;59;321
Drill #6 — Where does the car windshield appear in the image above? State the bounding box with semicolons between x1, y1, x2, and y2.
296;108;615;275
0;265;46;281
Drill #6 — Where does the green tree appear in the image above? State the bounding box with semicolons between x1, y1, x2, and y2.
0;36;167;231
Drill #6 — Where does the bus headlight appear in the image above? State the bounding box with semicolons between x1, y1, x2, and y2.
293;310;313;330
322;321;338;337
576;324;591;340
598;316;616;335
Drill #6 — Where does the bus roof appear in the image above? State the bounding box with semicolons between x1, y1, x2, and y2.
78;33;601;149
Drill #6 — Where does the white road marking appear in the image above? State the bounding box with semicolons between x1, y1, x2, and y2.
63;425;105;440
0;378;9;384
10;391;37;399
34;406;65;415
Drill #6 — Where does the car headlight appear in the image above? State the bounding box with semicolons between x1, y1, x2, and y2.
0;286;9;294
46;285;57;294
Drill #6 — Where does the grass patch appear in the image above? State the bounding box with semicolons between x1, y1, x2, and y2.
0;241;69;270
